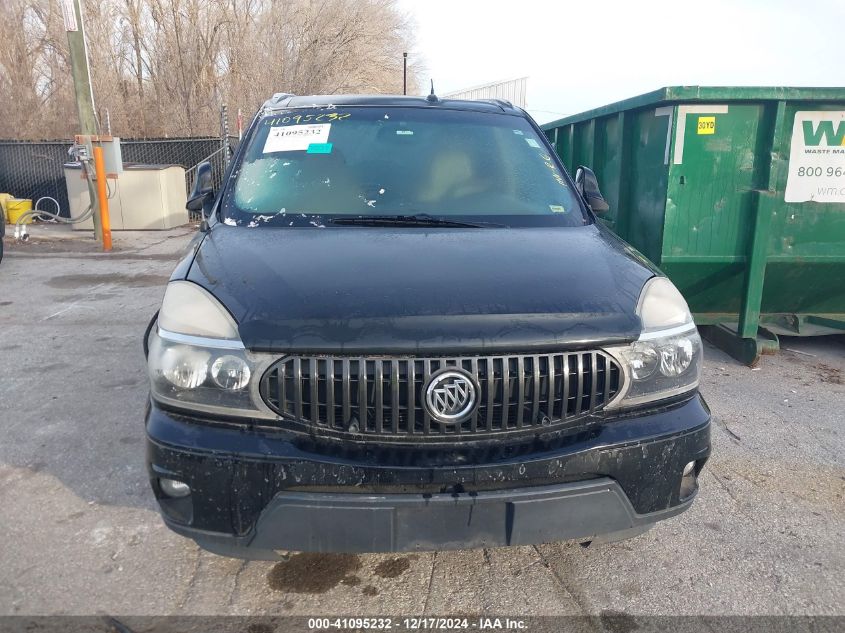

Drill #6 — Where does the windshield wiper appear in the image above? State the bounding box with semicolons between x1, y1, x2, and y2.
329;214;504;228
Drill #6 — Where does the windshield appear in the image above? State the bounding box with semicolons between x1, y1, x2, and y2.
220;106;587;228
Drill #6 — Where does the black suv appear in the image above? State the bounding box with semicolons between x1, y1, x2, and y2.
144;94;710;558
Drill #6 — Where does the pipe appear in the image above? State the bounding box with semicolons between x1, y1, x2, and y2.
14;157;98;240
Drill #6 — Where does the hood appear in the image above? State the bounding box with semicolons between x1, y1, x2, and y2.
186;224;656;354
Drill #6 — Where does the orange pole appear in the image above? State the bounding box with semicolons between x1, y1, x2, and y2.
92;146;112;252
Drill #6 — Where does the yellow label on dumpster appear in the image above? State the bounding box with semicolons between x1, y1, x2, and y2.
697;116;716;135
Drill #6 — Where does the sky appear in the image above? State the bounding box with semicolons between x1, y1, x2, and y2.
399;0;845;124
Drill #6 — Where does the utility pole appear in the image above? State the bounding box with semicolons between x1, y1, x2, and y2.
403;52;408;95
62;0;98;136
60;0;103;242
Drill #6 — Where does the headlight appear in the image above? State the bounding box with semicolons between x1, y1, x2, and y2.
160;344;211;389
147;281;275;419
158;281;240;339
637;276;693;332
211;355;252;390
605;277;702;408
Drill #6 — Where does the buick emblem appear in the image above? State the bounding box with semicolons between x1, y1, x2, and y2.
424;369;478;424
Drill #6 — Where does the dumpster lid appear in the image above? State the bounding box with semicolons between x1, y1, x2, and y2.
541;86;845;130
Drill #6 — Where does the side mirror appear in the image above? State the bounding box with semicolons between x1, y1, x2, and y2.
575;165;610;213
186;161;214;212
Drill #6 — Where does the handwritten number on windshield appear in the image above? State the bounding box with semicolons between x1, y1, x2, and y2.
264;112;351;126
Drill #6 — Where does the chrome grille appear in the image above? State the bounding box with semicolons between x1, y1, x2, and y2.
260;351;623;439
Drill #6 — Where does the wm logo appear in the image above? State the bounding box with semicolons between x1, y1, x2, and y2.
803;120;845;146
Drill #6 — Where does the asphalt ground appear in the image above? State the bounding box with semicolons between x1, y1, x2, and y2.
0;227;843;618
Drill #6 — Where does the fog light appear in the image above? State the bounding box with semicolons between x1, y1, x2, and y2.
679;460;698;500
159;478;191;498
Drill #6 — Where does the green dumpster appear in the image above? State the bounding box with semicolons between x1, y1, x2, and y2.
542;86;845;365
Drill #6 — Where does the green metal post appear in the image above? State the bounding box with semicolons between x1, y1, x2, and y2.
586;119;596;168
737;101;788;339
737;194;772;338
615;111;632;241
564;125;574;168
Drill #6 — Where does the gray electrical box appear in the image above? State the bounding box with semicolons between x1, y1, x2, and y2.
102;137;123;175
76;136;123;175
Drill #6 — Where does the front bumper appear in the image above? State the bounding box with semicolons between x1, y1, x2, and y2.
146;394;711;557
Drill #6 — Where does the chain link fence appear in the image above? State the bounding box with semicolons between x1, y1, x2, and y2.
0;141;70;217
0;136;237;220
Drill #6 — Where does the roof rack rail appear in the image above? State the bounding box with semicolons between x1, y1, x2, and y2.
475;98;514;110
262;93;295;110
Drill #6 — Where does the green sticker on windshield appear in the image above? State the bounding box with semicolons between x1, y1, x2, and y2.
307;142;333;154
549;205;567;213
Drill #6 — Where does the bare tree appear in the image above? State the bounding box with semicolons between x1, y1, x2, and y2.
0;0;422;140
0;0;73;138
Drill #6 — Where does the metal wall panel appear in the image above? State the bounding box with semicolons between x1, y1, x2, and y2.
444;77;528;108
